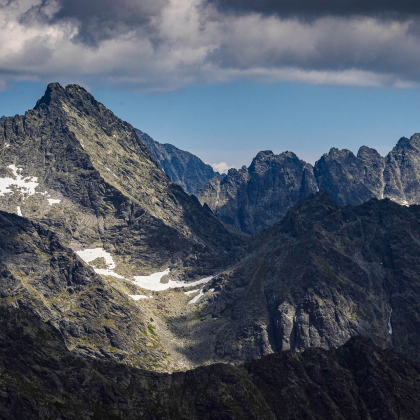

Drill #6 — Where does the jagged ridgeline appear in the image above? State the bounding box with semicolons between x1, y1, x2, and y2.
0;83;244;278
198;137;420;234
136;129;224;195
2;305;420;420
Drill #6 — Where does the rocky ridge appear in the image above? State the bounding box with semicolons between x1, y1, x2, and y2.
198;135;420;233
2;83;420;417
136;129;223;195
198;150;318;234
0;83;244;278
193;192;420;364
1;305;419;420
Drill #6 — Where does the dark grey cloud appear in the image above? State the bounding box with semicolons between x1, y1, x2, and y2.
0;0;17;9
207;0;420;19
2;0;420;92
22;0;168;47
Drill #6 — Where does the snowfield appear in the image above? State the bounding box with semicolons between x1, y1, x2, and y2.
133;270;213;291
0;165;39;198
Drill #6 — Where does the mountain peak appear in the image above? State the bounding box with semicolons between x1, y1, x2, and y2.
35;82;66;108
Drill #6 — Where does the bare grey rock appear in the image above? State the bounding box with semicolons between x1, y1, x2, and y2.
136;129;223;195
202;192;420;364
198;151;318;234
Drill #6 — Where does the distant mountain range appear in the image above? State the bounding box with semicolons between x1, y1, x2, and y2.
137;128;420;235
197;137;420;234
136;128;223;195
2;83;420;419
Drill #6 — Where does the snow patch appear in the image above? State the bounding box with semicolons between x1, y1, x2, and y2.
188;290;204;304
4;143;10;148
0;165;39;199
47;199;61;205
388;308;393;334
76;248;116;269
188;288;214;305
129;295;152;300
184;289;200;295
16;206;22;216
133;270;213;292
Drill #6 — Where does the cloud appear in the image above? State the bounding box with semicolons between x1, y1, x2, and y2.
210;161;234;174
1;0;420;92
21;0;168;46
206;0;420;19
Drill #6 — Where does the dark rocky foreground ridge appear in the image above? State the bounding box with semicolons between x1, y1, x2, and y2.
136;129;223;195
198;136;420;234
1;304;420;420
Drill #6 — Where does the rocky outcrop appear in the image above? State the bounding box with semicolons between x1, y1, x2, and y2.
0;83;244;277
199;134;420;233
383;134;420;204
1;304;419;420
136;129;223;194
0;210;171;371
197;192;420;364
198;151;318;234
314;147;385;206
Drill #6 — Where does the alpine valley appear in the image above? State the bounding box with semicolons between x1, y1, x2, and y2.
1;83;420;419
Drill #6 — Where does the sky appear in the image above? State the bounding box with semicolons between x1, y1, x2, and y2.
1;0;420;172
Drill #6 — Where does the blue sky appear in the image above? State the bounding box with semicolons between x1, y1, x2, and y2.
3;0;420;171
1;80;420;170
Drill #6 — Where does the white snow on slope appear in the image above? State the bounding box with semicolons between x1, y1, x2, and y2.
388;308;393;334
16;206;22;216
75;248;126;278
76;248;116;268
75;248;214;294
188;288;214;305
47;198;61;205
0;165;39;198
184;289;200;295
189;290;204;304
133;270;213;292
129;295;152;300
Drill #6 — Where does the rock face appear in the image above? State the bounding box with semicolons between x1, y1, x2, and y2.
1;304;419;420
0;83;243;277
136;129;223;195
199;135;420;233
3;82;420;415
198;151;318;234
0;210;170;370
383;134;420;203
197;192;420;364
314;147;385;206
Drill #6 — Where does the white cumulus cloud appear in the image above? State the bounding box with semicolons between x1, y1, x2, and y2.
211;161;234;174
0;0;420;91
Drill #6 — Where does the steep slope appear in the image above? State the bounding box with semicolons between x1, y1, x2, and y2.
1;305;419;420
199;134;420;233
314;146;385;206
198;151;318;234
0;210;173;371
0;83;243;279
136;129;223;194
191;192;420;364
383;134;420;204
